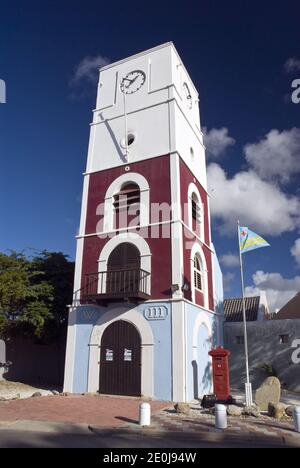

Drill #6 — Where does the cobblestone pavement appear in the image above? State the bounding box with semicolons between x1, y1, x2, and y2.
0;394;169;427
0;394;300;447
143;407;300;447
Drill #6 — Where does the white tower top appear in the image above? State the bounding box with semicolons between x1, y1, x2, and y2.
86;42;207;188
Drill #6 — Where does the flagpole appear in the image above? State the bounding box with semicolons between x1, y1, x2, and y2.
238;220;253;407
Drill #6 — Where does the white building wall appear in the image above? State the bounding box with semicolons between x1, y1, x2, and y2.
172;102;207;189
84;42;206;189
88;103;171;173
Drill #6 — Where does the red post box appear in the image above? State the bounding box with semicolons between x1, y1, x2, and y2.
209;347;231;401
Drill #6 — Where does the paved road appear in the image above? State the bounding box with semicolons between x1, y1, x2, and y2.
0;429;218;448
0;429;283;448
0;424;294;448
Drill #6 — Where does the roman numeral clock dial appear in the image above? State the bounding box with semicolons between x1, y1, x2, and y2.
120;70;146;94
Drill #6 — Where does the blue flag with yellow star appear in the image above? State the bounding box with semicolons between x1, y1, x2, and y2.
239;227;270;254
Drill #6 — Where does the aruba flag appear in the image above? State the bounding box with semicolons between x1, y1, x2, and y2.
239;227;270;254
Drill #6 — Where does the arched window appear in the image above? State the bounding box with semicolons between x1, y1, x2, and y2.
113;182;140;214
190;244;209;308
194;253;203;291
102;173;149;233
188;183;204;241
191;193;201;224
108;243;140;271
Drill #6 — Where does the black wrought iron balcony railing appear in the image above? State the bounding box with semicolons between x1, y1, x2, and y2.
82;268;150;303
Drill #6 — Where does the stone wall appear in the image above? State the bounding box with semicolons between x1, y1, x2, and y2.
224;319;300;393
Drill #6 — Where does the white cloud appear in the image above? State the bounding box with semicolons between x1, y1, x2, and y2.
245;270;300;312
207;163;300;236
203;127;235;158
223;272;235;292
219;253;240;268
291;238;300;266
244;128;300;184
285;57;300;73
70;55;110;87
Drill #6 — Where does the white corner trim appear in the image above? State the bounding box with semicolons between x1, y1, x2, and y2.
171;301;186;402
63;308;77;392
170;154;184;299
73;238;84;302
87;306;154;397
79;175;91;236
73;174;90;300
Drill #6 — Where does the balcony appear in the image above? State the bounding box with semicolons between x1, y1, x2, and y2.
82;268;151;304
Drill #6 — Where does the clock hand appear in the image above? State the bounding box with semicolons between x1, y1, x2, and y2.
130;75;139;84
124;75;138;86
122;77;136;90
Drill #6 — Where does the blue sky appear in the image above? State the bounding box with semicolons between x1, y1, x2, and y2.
0;1;299;311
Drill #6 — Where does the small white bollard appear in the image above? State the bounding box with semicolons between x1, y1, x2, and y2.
293;407;300;433
139;402;151;426
215;404;227;429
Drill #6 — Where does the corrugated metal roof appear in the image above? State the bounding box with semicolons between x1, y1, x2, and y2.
224;296;260;322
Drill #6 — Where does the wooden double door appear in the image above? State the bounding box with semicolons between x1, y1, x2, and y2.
99;320;141;396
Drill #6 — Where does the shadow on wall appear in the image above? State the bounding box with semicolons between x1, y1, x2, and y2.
192;316;220;399
99;112;127;163
224;320;300;392
2;337;66;387
201;360;212;396
192;354;212;400
192;360;198;399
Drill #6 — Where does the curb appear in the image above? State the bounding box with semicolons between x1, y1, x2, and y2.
88;425;297;448
0;420;92;434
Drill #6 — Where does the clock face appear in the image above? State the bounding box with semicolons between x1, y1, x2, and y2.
120;70;146;94
183;82;192;109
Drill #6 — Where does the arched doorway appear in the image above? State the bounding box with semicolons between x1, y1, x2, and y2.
99;320;141;396
106;243;140;295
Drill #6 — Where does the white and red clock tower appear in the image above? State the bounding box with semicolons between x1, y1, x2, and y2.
64;42;224;402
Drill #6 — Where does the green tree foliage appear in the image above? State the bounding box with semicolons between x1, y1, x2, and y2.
257;362;278;378
0;251;74;342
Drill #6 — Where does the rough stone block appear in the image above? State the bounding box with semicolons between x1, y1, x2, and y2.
268;402;287;420
174;402;190;415
255;377;281;411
